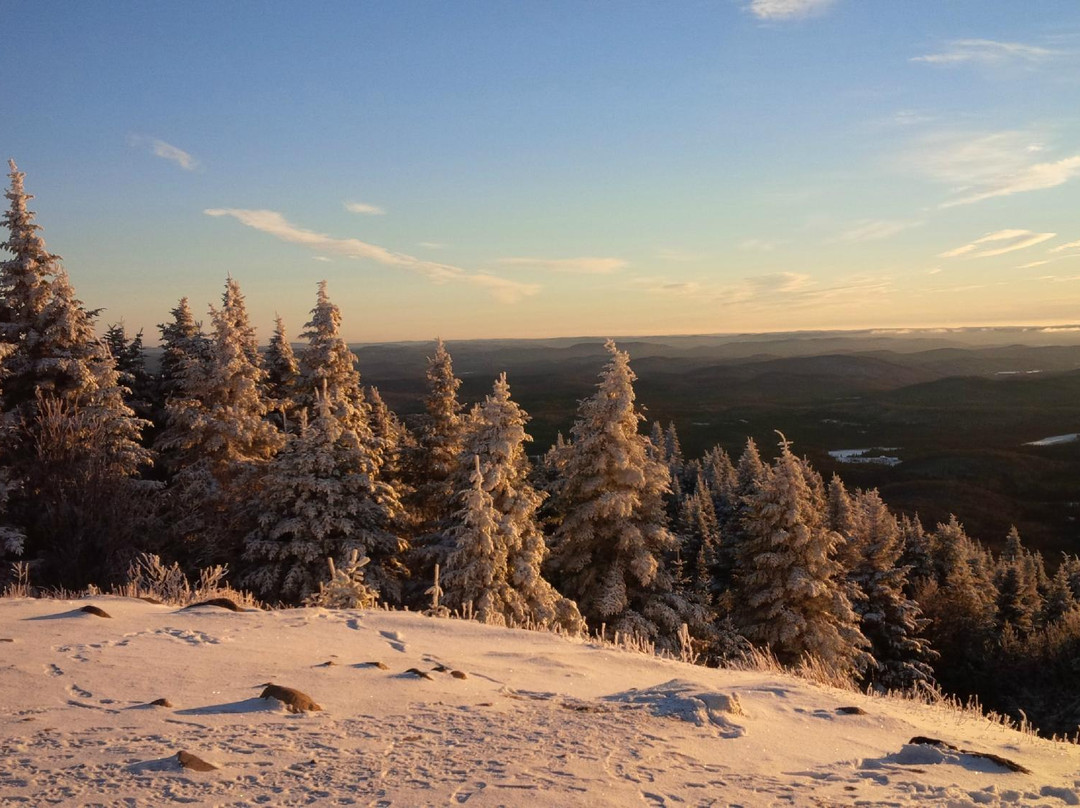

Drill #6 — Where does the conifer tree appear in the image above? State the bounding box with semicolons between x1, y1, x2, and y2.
450;374;583;631
156;279;283;565
731;434;869;679
156;297;207;404
0;164;152;584
242;394;404;604
442;455;508;622
409;338;465;527
158;279;281;474
0;160;53;407
296;281;369;438
848;489;935;690
264;314;299;427
548;341;683;645
675;471;721;601
104;323;154;422
1041;563;1078;623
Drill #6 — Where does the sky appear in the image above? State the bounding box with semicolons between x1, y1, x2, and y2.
5;1;1080;343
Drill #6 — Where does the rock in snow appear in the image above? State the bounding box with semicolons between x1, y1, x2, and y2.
1;596;1078;806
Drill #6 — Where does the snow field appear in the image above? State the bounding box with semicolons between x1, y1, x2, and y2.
1;597;1079;807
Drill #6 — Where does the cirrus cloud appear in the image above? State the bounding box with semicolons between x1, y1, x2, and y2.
912;39;1058;67
344;200;385;216
497;256;627;274
204;208;538;303
747;0;836;20
940;229;1056;259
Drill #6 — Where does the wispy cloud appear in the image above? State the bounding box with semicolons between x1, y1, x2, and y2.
833;219;922;243
130;135;199;171
497;256;627;274
746;0;836;20
912;39;1058;66
940;229;1055;259
313;256;332;263
1019;260;1050;269
629;276;704;297
1050;239;1080;254
204;208;538;303
905;130;1080;208
418;241;447;249
344;200;385;216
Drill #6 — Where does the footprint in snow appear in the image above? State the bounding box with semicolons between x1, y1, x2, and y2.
379;630;406;652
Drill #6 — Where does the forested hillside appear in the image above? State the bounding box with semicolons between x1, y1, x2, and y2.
3;162;1080;739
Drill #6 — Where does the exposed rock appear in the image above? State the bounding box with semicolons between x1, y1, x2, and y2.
79;605;111;618
149;698;173;708
183;598;243;612
259;683;322;713
177;750;217;771
907;736;1031;774
451;670;468;680
405;667;434;680
837;706;867;715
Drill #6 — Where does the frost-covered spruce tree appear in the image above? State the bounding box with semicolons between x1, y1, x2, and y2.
0;160;54;410
0;173;152;585
409;337;465;527
264;314;299;427
158;278;282;474
296;281;370;440
366;386;409;483
156;297;207;404
442;455;508;623
848;489;935;691
548;341;683;646
156;279;283;565
242;395;404;604
451;374;584;631
731;434;869;679
104;323;155;422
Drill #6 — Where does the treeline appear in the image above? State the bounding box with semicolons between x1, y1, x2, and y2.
2;161;1080;738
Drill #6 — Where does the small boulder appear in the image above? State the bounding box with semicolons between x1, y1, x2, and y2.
451;670;468;680
177;750;217;772
405;667;434;680
837;706;867;715
149;698;173;708
183;598;243;612
80;605;111;618
259;683;322;713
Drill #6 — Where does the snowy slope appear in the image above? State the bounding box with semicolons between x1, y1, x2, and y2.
1;597;1078;807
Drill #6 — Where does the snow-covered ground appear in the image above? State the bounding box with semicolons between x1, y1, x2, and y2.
1025;434;1080;447
2;597;1079;807
828;448;902;467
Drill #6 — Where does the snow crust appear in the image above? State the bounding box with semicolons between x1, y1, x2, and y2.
2;597;1078;806
1025;434;1080;447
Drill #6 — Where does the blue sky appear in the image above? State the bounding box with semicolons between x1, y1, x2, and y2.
5;1;1080;342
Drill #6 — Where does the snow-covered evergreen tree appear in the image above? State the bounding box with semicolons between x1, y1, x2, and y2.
548;341;683;646
296;281;369;438
409;337;465;527
156;297;207;404
264;314;299;427
848;489;935;691
448;374;583;631
242;394;404;604
0;159;54;411
158;278;282;474
156;279;282;566
442;455;508;623
731;434;869;679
